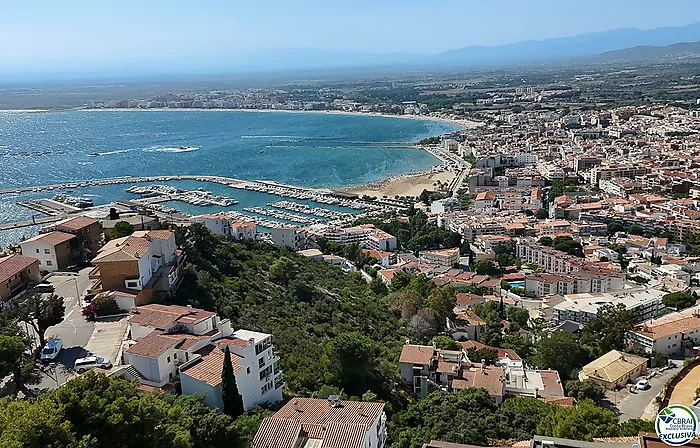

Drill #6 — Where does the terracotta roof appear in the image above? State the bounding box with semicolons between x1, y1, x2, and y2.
252;419;302;448
362;249;393;259
128;304;215;330
179;345;243;387
55;216;99;231
126;332;182;358
252;398;385;448
93;235;151;262
146;230;174;240
0;254;38;284
399;345;435;365
581;350;647;384
22;231;75;246
540;370;564;395
451;366;505;398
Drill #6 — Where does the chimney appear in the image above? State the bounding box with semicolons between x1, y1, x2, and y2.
187;304;193;313
293;400;302;412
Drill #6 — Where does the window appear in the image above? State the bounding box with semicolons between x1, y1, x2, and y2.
167;356;171;363
247;367;251;375
258;357;265;368
36;249;39;253
174;353;177;359
46;260;52;266
44;249;50;254
169;372;173;380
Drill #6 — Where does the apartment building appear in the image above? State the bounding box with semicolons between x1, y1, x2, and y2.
89;230;184;305
125;304;283;410
43;216;102;261
0;254;41;301
590;165;650;186
579;350;647;390
251;398;387;448
553;289;665;324
627;304;700;355
599;178;644;198
419;248;460;269
269;226;311;251
314;224;397;252
20;231;76;272
524;270;624;297
192;214;257;240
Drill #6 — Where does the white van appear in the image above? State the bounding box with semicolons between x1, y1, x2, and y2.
40;338;63;361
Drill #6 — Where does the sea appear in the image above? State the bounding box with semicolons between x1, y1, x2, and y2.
0;110;459;248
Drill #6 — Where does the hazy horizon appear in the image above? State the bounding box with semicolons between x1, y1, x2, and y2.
3;0;700;79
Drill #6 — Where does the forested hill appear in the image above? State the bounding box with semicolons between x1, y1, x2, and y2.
171;223;407;403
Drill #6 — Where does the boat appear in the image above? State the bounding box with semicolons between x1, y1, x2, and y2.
179;146;190;150
259;150;264;153
88;152;100;156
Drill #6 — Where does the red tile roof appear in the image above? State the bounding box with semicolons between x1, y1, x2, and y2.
179;345;243;387
128;304;215;330
0;254;38;284
452;366;505;398
126;332;182;358
55;216;99;231
23;231;75;245
399;345;435;365
252;398;385;448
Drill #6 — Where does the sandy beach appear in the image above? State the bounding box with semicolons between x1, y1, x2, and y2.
341;170;457;198
74;107;482;130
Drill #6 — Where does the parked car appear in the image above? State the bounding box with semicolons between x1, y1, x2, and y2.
34;283;55;293
81;293;96;309
40;338;63;362
74;356;112;373
635;379;650;390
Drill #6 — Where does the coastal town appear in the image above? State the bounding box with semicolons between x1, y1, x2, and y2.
5;90;700;447
6;5;700;447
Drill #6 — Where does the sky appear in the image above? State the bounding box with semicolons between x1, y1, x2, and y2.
1;0;700;74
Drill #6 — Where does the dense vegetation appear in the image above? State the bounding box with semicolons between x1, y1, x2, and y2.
172;224;407;403
388;389;653;448
0;373;268;448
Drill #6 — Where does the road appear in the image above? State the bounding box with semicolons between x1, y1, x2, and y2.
31;268;95;391
615;363;681;422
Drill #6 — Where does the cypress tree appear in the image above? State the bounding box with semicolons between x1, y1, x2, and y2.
221;345;244;417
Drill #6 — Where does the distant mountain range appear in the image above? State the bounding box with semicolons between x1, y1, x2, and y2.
223;21;700;72
594;40;700;62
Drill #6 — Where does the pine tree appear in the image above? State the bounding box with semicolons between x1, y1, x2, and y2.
221;345;244;417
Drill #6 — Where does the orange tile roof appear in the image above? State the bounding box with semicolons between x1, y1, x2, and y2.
0;254;38;284
128;304;215;329
126;332;182;358
55;216;99;231
399;345;435;365
251;398;385;448
23;231;75;246
146;230;174;240
452;366;505;398
179;345;243;387
459;340;521;361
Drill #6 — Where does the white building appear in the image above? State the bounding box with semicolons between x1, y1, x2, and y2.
251;398;387;448
627;304;700;355
419;248;460;269
192;214;257;240
312;224;397;252
430;197;460;214
270;226;310;250
553;289;665;324
20;231;76;272
124;304;283;410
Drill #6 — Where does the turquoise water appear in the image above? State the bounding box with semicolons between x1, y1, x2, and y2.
0;110;459;247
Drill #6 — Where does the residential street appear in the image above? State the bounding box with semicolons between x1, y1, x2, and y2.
614;362;681;422
30;268;95;391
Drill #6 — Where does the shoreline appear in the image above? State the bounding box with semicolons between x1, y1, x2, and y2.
1;107;478;200
52;106;481;130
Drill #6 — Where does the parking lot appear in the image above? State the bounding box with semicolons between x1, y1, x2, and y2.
84;316;129;365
